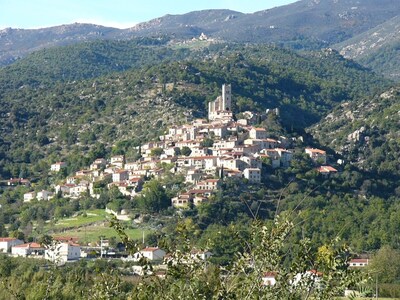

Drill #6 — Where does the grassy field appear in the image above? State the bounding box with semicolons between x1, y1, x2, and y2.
53;209;108;228
43;209;151;245
55;225;150;245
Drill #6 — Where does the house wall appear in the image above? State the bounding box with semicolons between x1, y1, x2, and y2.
45;243;81;262
12;247;28;256
24;192;36;202
244;168;261;182
0;239;23;252
249;129;267;139
141;249;166;260
37;191;53;201
262;276;276;286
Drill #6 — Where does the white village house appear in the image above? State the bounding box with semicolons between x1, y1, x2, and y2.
45;242;81;263
11;242;45;257
50;162;67;172
305;148;327;164
23;192;36;202
262;272;277;286
0;237;24;252
133;247;166;261
190;249;213;260
349;258;369;267
243;168;261;183
37;190;54;201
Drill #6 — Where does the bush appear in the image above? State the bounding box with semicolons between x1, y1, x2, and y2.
378;283;400;298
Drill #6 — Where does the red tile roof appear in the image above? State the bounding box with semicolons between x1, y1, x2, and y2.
263;271;278;277
317;166;338;173
0;237;18;242
308;269;323;276
350;258;369;263
306;148;326;154
142;247;161;252
13;242;43;249
263;138;278;142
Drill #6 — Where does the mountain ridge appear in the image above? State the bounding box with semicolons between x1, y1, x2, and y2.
1;0;400;66
334;15;400;80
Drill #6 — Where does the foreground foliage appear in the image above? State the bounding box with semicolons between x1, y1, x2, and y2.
111;214;360;300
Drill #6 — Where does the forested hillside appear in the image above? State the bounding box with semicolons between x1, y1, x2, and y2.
358;42;400;81
311;85;400;184
0;37;190;84
1;37;400;298
0;43;389;180
335;15;400;80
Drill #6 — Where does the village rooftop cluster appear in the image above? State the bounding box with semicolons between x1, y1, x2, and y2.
0;84;364;283
16;84;337;211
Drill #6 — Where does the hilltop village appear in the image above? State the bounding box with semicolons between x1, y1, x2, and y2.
21;84;335;212
0;84;369;288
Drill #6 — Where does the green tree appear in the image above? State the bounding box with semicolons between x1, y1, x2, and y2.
150;148;163;157
11;230;25;241
137;180;170;213
368;245;400;284
200;138;214;147
110;214;360;300
180;146;192;156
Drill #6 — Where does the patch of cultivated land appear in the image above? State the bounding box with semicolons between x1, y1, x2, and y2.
54;209;107;228
43;209;150;244
55;226;149;245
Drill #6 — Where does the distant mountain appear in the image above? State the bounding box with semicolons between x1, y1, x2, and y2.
0;38;196;84
334;15;400;80
358;41;400;81
126;9;243;37
0;23;123;65
129;0;400;46
1;0;399;66
335;16;400;59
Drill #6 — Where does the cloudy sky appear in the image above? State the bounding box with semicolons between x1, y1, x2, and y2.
0;0;298;29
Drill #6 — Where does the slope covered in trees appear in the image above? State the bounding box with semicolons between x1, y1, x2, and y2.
335;15;400;81
1;39;400;297
0;44;389;180
0;37;193;84
358;42;400;81
310;85;400;188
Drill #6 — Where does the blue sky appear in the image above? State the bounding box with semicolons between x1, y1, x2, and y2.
0;0;298;30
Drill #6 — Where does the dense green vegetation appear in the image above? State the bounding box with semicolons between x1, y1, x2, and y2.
311;86;400;189
359;40;400;81
0;215;360;300
2;215;399;299
1;38;400;298
0;43;389;181
0;37;193;84
0;255;133;300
